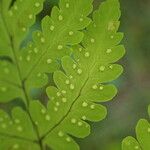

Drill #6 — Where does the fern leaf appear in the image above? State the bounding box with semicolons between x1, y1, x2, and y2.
28;0;125;149
0;0;125;149
0;0;45;102
122;105;150;150
19;0;93;94
0;0;11;57
0;60;25;102
0;0;93;103
0;107;40;150
2;0;44;50
0;15;12;58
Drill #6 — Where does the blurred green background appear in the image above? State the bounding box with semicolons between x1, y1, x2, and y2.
1;0;150;150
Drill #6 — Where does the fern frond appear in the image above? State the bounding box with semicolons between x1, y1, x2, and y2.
0;0;45;103
27;0;125;149
19;0;93;95
0;0;125;149
0;107;40;150
0;0;93;103
0;0;44;57
0;60;24;102
122;105;150;150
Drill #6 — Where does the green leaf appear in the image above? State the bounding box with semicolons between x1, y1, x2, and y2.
0;107;40;150
122;136;141;150
122;106;150;150
0;60;24;102
19;0;93;94
28;0;124;149
0;0;125;149
0;0;93;103
0;137;40;150
0;15;12;58
0;0;45;103
2;0;44;49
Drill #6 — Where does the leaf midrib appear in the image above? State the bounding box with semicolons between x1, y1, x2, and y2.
41;58;98;140
41;76;90;140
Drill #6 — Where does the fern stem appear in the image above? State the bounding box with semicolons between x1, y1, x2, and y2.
11;35;45;150
22;81;46;150
41;59;97;140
